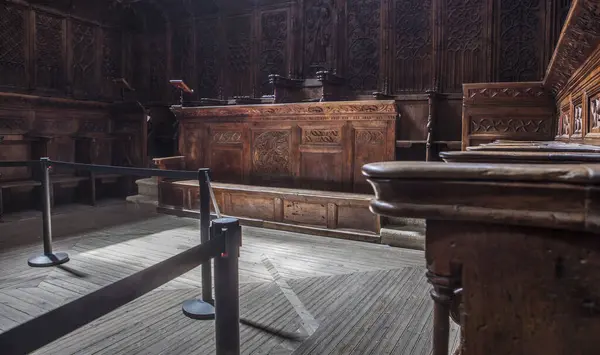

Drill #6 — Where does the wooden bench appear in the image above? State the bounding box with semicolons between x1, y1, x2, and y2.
154;157;380;242
158;180;379;242
0;179;41;219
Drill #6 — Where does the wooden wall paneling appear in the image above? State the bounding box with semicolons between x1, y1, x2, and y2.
572;94;583;140
170;20;194;98
345;0;381;93
392;0;433;93
587;78;600;139
494;0;547;82
303;0;337;77
0;2;27;89
257;8;290;96
34;9;65;93
196;17;220;99
206;124;245;183
298;123;345;191
225;14;253;97
70;19;97;98
441;0;491;92
101;27;123;99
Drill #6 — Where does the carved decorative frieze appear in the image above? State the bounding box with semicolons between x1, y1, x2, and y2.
34;118;76;134
0;118;27;131
252;131;291;175
212;131;242;144
79;119;108;134
356;130;385;144
302;129;341;144
467;87;546;99
545;0;600;94
470;118;550;134
173;101;397;119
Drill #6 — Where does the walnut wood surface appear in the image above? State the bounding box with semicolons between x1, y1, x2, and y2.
364;161;600;355
171;100;397;194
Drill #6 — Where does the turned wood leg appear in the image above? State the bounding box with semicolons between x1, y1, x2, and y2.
450;289;464;355
428;271;456;355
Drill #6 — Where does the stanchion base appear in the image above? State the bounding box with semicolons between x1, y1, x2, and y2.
28;252;70;268
182;299;215;320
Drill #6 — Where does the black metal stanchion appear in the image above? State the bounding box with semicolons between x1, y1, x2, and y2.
182;170;215;319
213;217;241;355
28;158;70;267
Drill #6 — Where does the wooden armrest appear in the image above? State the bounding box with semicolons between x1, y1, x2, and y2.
153;156;185;170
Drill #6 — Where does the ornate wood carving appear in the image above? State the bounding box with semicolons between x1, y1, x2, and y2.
147;34;167;100
172;100;398;118
393;0;432;92
196;19;219;98
72;21;96;96
545;1;600;95
573;104;583;136
252;130;291;175
591;95;600;132
471;118;550;134
171;23;193;82
259;10;288;95
0;4;25;87
559;107;571;137
346;0;379;91
226;15;252;96
356;130;385;144
444;0;487;91
466;86;546;99
304;0;335;77
35;12;64;90
302;129;341;144
212;131;242;144
101;28;122;98
497;0;544;82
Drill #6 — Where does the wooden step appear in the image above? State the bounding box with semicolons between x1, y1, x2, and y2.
157;181;380;243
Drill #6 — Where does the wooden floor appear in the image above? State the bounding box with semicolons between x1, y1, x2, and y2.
0;214;459;354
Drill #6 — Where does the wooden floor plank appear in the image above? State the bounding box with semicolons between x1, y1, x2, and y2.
0;214;455;355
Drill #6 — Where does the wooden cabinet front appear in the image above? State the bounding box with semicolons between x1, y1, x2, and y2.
173;100;397;193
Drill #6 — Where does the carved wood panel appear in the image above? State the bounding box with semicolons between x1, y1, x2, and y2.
196;18;219;98
35;12;64;91
303;0;336;77
591;94;600;134
101;28;122;98
147;34;167;100
171;23;193;82
392;0;432;92
72;21;96;96
226;15;252;97
443;0;489;91
0;4;26;87
259;10;288;95
496;0;545;82
346;0;380;92
251;130;292;177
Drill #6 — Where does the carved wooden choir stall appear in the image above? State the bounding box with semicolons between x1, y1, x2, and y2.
155;99;396;240
365;1;600;354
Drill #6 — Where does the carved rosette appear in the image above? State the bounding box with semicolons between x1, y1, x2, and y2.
252;131;291;175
